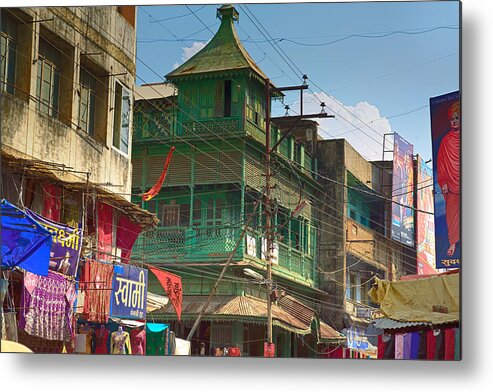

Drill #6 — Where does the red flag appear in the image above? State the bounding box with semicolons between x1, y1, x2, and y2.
147;265;182;321
142;146;175;202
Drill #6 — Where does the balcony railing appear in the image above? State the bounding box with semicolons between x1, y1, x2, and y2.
181;117;242;138
141;225;243;259
246;231;316;284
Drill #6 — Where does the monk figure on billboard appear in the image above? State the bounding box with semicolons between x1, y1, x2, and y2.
437;101;460;256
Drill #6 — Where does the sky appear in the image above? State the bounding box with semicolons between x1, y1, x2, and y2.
136;1;460;162
1;2;492;389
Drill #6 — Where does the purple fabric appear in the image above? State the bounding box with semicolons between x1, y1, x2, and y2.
403;333;412;359
395;333;404;359
19;271;75;341
410;332;420;359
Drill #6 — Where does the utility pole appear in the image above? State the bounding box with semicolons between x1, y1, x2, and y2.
263;76;334;355
264;79;273;346
186;199;261;342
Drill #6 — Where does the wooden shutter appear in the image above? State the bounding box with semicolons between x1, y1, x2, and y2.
131;157;143;188
214;80;224;118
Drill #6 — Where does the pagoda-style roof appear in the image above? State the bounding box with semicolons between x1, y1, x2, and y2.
166;5;269;83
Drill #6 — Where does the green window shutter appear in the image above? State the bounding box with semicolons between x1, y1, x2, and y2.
131;157;143;189
219;151;242;183
214;80;224;118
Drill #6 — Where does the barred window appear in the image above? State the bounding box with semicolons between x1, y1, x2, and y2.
0;12;17;94
36;37;61;117
78;67;97;136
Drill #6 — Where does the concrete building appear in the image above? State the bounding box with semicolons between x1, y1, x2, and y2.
131;5;343;357
315;138;416;348
1;6;156;263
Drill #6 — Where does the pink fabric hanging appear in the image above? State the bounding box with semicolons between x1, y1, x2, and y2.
42;183;61;221
97;202;113;261
395;333;404;359
116;215;142;264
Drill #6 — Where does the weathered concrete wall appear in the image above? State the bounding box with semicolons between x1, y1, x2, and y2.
344;140;378;192
315;139;346;329
1;6;136;200
315;139;414;328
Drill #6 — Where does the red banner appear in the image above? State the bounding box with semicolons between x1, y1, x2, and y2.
142;146;175;201
147;265;182;321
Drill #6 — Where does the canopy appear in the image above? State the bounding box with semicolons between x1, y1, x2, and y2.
1;199;53;276
1;340;33;353
368;271;459;325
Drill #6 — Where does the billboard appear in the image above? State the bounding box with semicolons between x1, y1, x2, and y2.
416;156;436;274
391;133;415;247
110;263;148;320
430;91;460;269
25;209;83;277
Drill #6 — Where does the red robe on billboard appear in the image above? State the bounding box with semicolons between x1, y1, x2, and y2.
437;101;460;256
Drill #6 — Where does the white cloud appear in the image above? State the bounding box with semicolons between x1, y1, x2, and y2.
183;42;207;62
172;41;208;70
291;91;393;161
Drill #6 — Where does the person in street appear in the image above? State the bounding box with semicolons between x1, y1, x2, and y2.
437;100;460;257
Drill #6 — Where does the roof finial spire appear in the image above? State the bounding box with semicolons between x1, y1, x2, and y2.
217;4;239;22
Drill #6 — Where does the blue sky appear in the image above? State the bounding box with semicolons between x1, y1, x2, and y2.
136;1;459;162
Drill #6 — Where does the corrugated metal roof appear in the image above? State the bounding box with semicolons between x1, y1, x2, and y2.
146;292;169;313
135;83;176;101
277;295;315;326
154;295;312;334
372;318;432;330
319;321;345;342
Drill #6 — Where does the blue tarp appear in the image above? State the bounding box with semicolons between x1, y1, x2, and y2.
146;323;169;333
1;199;53;276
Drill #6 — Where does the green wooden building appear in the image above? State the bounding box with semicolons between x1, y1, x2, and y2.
131;5;342;357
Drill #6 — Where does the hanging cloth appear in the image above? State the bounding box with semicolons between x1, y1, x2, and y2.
116;215;142;263
142;146;175;202
377;335;385;359
403;333;412;359
410;332;420;359
145;323;169;356
94;326;110;354
19;271;75;341
1;199;53;276
418;331;428;359
395;333;404;359
42;183;61;222
434;329;445;360
426;329;437;360
383;334;395;359
81;259;114;323
97;202;113;261
444;328;456;360
454;327;461;360
130;328;146;355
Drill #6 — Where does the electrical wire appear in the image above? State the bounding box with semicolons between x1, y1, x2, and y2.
5;6;432;288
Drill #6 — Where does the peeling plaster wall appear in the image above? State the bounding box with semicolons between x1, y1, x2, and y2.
1;6;136;200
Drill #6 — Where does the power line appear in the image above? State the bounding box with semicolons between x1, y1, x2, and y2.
279;26;459;47
77;7;426;274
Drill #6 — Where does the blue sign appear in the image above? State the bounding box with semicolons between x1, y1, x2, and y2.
110;263;148;320
346;327;369;351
